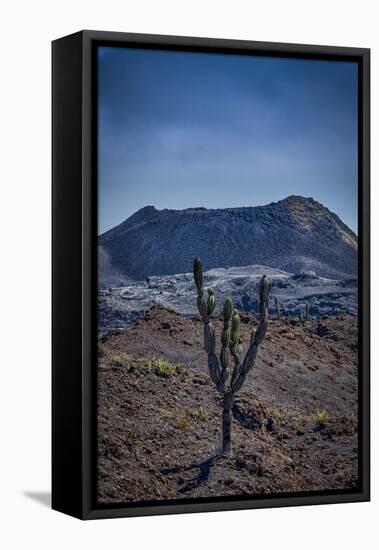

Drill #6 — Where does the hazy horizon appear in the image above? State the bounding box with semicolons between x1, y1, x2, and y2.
98;47;358;235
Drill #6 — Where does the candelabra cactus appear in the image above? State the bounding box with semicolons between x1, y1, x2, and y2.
274;296;281;319
193;257;272;455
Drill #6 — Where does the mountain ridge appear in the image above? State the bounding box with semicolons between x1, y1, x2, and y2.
98;195;357;282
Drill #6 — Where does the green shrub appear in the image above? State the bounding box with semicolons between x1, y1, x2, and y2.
125;363;135;373
97;342;105;358
146;357;183;377
156;358;182;377
316;409;328;427
110;353;128;367
175;412;191;430
192;405;208;420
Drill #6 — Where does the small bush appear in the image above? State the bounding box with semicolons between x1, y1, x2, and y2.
348;411;357;422
110;353;128;367
97;342;105;358
109;354;136;372
125;363;135;373
146;357;183;377
175;413;191;430
316;409;328;427
192;406;208;420
267;430;278;443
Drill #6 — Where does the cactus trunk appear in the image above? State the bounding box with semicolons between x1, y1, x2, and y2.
222;395;233;456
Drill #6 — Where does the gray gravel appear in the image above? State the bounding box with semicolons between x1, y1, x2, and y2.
98;264;357;334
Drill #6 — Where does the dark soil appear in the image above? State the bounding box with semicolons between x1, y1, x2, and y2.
97;305;358;504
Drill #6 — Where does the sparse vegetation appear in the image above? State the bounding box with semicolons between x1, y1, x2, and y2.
97;303;359;503
192;405;208;420
316;409;328;427
109;353;135;371
348;411;357;422
194;256;271;455
174;412;191;430
110;353;128;367
147;357;183;377
97;342;105;358
124;362;135;373
267;430;279;443
268;407;284;421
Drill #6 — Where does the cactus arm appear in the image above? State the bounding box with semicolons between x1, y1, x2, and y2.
194;257;203;295
228;309;243;386
231;274;271;394
193;258;225;394
207;288;216;315
217;298;232;386
230;345;242;386
208;352;224;393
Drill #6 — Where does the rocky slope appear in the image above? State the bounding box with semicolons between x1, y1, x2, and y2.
97;306;358;504
98;195;357;283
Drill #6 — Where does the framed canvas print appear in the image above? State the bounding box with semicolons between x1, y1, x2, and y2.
52;30;370;520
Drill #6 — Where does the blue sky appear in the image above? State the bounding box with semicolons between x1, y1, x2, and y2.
98;46;358;235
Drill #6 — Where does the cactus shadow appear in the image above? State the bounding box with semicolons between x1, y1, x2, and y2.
161;453;219;494
232;403;265;431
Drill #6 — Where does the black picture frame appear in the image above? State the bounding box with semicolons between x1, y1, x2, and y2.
52;30;370;520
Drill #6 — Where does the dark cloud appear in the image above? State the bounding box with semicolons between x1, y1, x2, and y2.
98;47;358;234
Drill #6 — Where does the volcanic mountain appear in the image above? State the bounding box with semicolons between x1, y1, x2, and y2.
98;196;357;282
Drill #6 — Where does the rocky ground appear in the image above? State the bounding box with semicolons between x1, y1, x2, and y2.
97;305;358;504
98;264;357;334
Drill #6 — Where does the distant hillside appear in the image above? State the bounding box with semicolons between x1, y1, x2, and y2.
98;196;357;281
